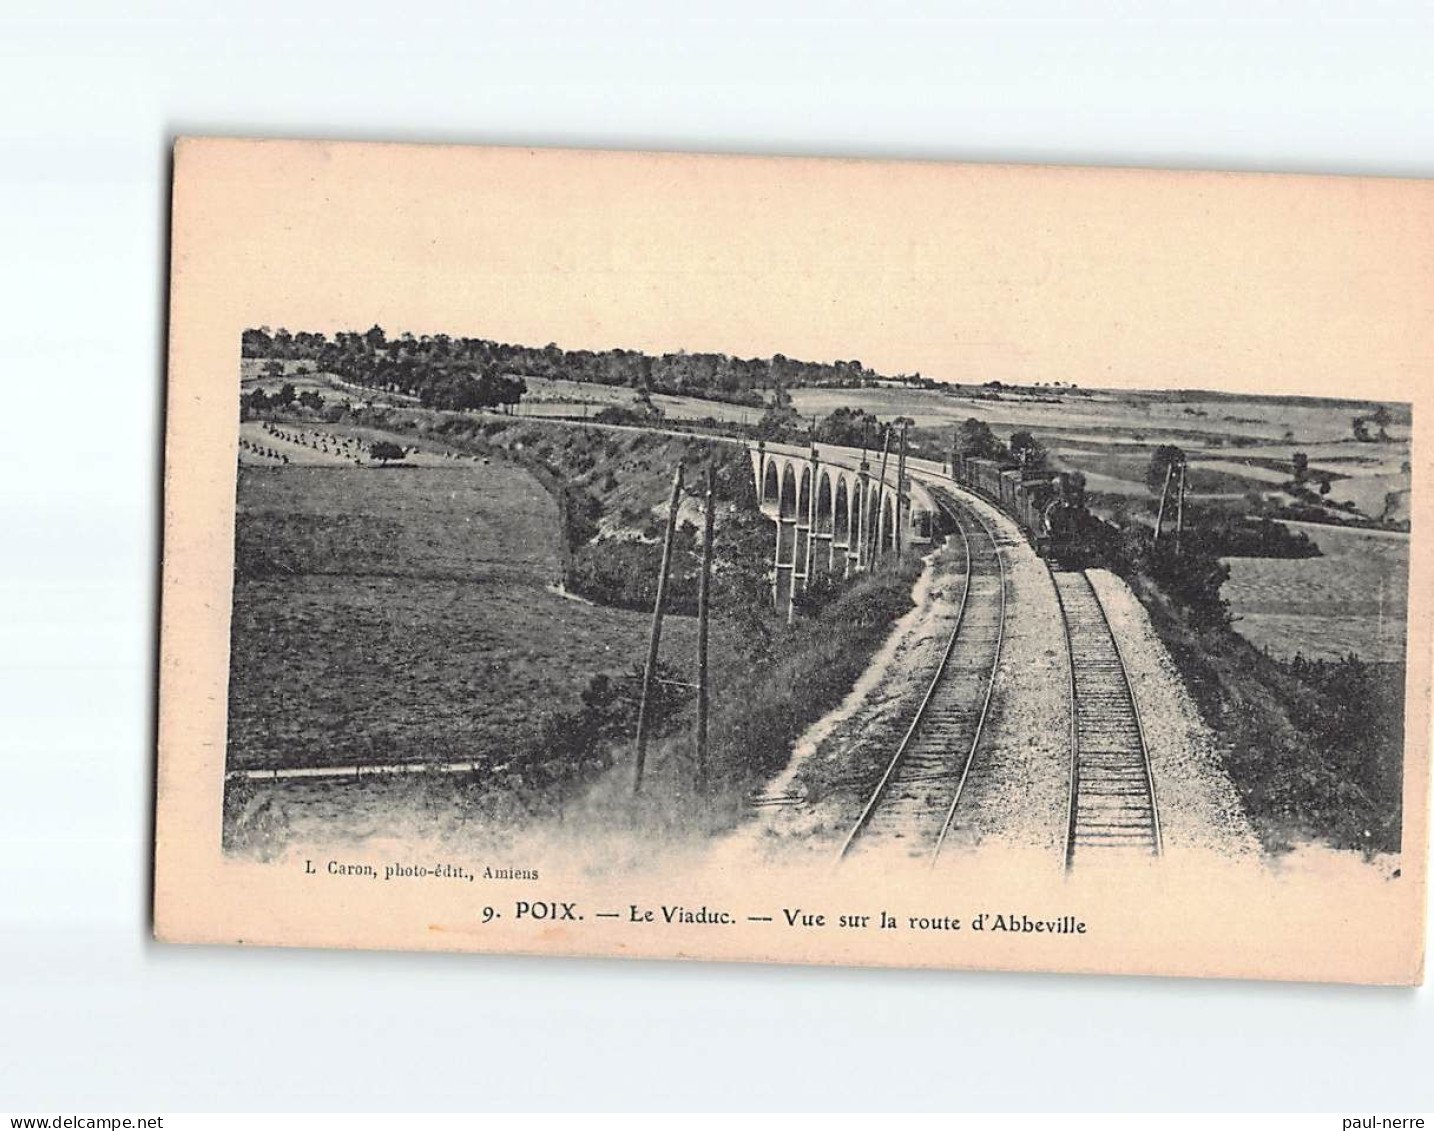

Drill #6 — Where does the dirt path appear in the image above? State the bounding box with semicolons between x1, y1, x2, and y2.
708;541;967;867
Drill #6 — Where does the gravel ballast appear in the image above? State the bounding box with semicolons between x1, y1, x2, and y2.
936;486;1071;858
1087;568;1262;861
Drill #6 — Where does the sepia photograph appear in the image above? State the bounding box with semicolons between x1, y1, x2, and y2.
154;138;1430;986
10;1;1434;1117
224;325;1410;878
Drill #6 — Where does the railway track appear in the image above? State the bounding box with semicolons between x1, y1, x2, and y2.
837;487;1007;864
1053;570;1162;867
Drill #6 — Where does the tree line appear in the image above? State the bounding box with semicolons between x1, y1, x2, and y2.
241;324;913;406
247;329;531;413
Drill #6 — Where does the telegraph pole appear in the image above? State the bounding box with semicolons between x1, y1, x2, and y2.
1153;462;1174;544
874;426;892;561
895;421;908;560
1174;461;1187;557
801;444;819;589
694;467;715;796
633;462;684;796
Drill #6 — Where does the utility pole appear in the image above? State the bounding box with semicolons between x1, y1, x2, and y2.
873;426;892;561
895;421;908;560
1174;461;1187;557
801;445;820;592
1153;462;1174;544
633;461;684;796
694;466;715;796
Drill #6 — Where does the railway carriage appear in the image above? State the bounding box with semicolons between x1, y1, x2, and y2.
951;455;1082;559
997;468;1022;514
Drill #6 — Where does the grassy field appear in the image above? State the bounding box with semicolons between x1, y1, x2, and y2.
227;449;724;772
1222;523;1411;663
223;408;931;858
239;357;335;398
717;381;1409;523
509;375;761;425
1048;447;1285;496
281;360;1410;527
795;385;1410;443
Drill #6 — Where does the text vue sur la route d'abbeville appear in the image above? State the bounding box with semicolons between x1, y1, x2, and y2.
304;858;1089;936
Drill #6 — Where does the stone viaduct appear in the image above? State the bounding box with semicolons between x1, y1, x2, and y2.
750;440;938;614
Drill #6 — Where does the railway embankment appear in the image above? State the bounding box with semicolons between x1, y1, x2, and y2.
1087;570;1261;861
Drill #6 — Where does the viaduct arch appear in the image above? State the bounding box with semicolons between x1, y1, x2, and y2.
750;440;937;616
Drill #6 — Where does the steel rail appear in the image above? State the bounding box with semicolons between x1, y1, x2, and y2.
836;487;1006;864
928;495;1009;865
1056;570;1163;868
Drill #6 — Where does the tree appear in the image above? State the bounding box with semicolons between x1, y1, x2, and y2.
813;406;882;448
1318;477;1331;497
754;402;802;442
369;440;405;465
1291;451;1309;484
239;388;270;419
633;380;661;418
491;373;526;412
1146;444;1187;496
1009;430;1048;471
1352;416;1371;442
275;382;297;408
954;417;1006;461
241;327;274;358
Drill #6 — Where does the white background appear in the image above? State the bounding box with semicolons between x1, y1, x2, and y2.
2;0;1431;1113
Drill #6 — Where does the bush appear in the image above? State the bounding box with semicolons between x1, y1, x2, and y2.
568;538;700;615
710;558;921;786
1138;540;1231;629
506;662;689;793
370;440;405;464
1133;573;1405;854
790;571;843;617
592;406;653;427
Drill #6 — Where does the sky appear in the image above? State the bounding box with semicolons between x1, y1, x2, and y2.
184;139;1434;401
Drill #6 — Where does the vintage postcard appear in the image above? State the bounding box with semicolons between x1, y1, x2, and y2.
155;138;1430;983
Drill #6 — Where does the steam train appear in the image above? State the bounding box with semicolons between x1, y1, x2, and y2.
949;455;1089;562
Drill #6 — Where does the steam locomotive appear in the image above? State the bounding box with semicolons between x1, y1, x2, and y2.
949;455;1089;562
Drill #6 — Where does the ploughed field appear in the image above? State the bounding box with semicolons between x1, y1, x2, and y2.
1221;522;1411;663
227;435;710;772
